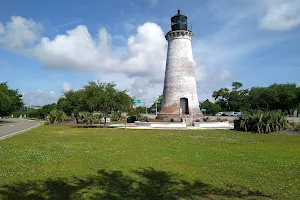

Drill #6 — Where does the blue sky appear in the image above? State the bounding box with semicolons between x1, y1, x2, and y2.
0;0;300;106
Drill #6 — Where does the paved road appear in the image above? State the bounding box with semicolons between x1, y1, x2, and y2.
0;118;41;139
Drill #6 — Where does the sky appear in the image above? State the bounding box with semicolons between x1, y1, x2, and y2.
0;0;300;107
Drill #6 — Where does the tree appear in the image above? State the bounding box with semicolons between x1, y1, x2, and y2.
247;83;299;115
199;99;222;115
59;82;132;123
248;86;280;110
63;89;87;122
135;106;146;114
270;83;298;116
57;97;73;116
212;82;248;111
23;103;57;119
0;82;23;116
40;104;57;119
82;81;132;118
149;94;163;113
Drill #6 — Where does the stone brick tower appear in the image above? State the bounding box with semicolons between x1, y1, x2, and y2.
157;10;203;120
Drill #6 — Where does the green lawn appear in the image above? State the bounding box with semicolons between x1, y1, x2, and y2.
0;126;299;199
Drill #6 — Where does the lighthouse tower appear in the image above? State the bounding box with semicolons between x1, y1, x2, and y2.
157;10;203;120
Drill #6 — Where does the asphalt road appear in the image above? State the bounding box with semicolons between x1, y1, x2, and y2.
0;118;41;139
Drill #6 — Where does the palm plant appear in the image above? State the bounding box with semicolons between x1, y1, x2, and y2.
78;112;92;124
235;110;288;133
46;109;66;124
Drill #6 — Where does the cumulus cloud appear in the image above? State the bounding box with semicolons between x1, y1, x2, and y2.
0;16;42;54
34;25;118;71
32;22;166;78
121;22;166;77
260;0;300;30
62;82;71;93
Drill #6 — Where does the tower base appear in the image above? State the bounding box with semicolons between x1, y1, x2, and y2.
156;113;204;120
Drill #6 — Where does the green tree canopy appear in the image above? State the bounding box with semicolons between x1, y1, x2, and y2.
149;94;163;113
0;82;23;116
212;82;300;116
248;83;299;115
199;99;222;114
55;81;133;123
82;81;132;116
212;82;248;111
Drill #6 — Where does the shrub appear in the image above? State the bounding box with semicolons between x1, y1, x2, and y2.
109;112;121;121
235;110;288;134
93;114;102;120
127;109;143;121
76;112;93;124
45;109;67;124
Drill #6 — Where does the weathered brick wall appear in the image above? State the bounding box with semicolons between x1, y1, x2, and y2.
157;30;203;119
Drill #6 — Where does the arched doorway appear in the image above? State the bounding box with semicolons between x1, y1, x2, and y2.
180;98;189;114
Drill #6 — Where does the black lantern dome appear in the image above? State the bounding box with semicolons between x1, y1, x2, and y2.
171;10;188;31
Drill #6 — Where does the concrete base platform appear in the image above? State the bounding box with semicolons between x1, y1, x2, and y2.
156;114;204;120
131;121;233;130
134;121;186;128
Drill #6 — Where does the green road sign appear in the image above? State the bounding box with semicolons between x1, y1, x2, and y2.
201;108;207;112
133;99;141;104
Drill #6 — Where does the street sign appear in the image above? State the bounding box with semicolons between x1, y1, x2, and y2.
201;108;207;112
133;99;141;104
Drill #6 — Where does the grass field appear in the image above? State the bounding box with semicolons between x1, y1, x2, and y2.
0;126;299;199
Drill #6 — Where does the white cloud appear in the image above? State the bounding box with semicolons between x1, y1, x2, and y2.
0;23;4;34
0;16;42;54
260;0;300;30
33;22;166;78
34;25;118;71
149;0;159;6
59;20;82;27
22;90;59;106
121;22;166;77
62;82;71;93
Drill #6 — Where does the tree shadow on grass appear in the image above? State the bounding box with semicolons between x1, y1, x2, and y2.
0;168;272;200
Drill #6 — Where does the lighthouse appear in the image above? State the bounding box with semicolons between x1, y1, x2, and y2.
157;10;203;120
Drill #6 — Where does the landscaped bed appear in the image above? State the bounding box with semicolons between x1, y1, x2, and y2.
0;126;299;199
